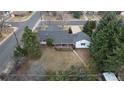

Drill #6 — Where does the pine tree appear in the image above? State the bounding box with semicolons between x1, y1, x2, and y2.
90;12;123;72
72;11;81;18
83;21;96;37
105;23;124;72
22;26;41;58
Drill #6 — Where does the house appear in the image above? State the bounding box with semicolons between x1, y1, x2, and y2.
38;25;91;48
12;11;30;17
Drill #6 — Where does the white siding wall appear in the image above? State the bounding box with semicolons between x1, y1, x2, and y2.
75;40;90;48
40;41;46;44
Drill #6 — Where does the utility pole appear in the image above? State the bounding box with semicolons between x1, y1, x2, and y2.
40;11;42;19
62;12;64;30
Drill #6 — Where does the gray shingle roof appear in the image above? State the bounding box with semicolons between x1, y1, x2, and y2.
38;25;91;45
38;31;74;44
73;32;91;42
46;25;63;31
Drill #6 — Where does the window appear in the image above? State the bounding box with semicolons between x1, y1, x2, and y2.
81;43;85;46
43;40;46;42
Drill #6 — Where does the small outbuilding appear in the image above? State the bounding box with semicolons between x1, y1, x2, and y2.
102;72;119;81
70;25;81;34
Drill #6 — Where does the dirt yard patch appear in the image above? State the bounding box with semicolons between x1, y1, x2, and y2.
40;47;84;72
0;27;14;42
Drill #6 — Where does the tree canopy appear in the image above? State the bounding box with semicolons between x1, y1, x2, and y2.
47;66;96;81
46;38;53;46
72;11;81;19
90;12;124;73
83;21;96;37
21;26;41;58
14;26;41;59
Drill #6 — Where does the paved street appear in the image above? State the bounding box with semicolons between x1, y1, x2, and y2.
39;20;87;26
0;12;41;73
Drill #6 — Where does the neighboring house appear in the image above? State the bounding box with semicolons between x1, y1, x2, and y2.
38;25;91;48
12;11;30;17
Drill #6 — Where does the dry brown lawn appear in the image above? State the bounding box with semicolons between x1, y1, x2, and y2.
40;47;83;72
16;47;90;76
75;49;90;64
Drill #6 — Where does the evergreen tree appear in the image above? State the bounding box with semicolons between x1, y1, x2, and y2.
72;11;81;18
47;66;95;81
22;26;41;58
83;21;96;37
105;23;124;72
46;38;53;46
90;12;124;72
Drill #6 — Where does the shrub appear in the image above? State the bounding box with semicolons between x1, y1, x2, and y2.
46;38;53;46
47;66;96;81
72;11;81;18
14;45;27;57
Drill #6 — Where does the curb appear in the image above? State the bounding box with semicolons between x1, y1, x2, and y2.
0;27;18;46
32;18;41;31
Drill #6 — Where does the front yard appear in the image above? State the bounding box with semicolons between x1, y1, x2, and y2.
0;27;14;43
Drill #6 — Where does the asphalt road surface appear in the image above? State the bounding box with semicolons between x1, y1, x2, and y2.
0;12;41;73
39;20;87;25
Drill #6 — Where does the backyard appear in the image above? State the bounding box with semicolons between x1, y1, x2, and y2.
11;46;90;80
40;46;84;72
